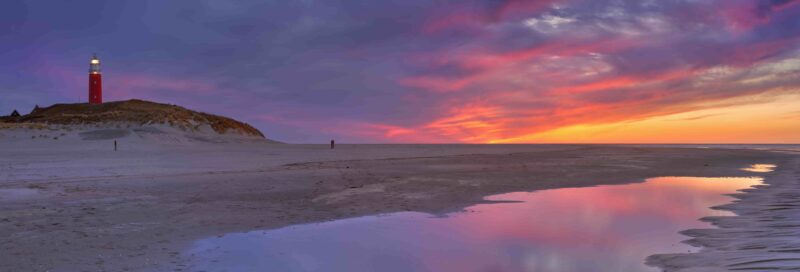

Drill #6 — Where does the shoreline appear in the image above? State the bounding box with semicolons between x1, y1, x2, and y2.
0;144;796;271
647;156;800;270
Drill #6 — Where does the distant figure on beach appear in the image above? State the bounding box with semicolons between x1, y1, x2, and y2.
331;139;335;149
114;140;117;151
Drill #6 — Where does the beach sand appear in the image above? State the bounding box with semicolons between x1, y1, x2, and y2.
0;140;796;271
647;156;800;271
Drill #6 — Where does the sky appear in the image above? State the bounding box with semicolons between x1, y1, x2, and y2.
1;0;798;143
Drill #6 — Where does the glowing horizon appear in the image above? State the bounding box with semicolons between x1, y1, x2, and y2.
1;1;799;143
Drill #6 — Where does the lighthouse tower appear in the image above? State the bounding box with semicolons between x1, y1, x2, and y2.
88;54;102;104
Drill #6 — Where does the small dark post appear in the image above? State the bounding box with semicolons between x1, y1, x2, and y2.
114;140;117;151
330;139;335;149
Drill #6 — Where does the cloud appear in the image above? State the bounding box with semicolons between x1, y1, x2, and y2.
1;0;799;143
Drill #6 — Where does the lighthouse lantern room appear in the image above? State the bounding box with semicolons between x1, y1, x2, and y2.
88;54;102;104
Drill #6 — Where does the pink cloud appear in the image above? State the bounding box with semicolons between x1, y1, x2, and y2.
719;0;800;31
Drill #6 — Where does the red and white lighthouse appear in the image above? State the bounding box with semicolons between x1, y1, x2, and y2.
88;54;102;104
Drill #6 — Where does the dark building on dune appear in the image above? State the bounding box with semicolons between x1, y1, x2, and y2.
30;105;40;115
0;109;21;123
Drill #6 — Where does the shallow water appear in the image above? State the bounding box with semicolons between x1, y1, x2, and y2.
186;176;763;272
741;163;776;173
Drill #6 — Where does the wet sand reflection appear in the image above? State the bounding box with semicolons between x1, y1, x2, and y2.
186;177;762;272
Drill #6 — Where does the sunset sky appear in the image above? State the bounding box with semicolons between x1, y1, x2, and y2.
1;0;798;143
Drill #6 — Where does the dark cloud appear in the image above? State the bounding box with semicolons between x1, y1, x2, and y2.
756;0;799;17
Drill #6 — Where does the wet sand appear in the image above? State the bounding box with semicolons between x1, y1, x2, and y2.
0;144;796;271
184;176;763;271
648;157;800;270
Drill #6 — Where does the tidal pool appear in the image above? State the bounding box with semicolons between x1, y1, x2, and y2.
741;163;776;173
185;176;763;272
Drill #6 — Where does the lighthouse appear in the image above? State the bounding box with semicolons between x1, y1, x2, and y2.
88;54;102;104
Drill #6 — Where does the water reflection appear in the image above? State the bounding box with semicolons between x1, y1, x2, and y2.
186;177;762;272
741;164;776;173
